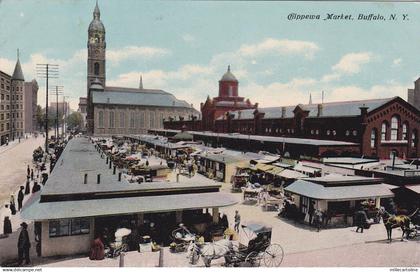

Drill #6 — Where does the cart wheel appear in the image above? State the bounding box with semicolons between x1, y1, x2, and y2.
263;244;284;267
244;251;261;267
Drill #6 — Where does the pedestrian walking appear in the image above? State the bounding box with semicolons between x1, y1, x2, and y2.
27;165;30;177
355;209;368;233
3;203;12;234
32;182;41;193
18;186;24;211
308;201;315;225
24;180;30;195
10;195;16;215
313;209;323;232
17;222;31;265
234;210;241;233
30;169;34;181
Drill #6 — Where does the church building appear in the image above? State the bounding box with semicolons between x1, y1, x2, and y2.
84;2;198;135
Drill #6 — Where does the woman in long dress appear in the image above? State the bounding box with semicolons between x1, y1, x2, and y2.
9;195;16;215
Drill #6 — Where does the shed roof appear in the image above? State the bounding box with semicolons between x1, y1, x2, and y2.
285;179;394;201
21;192;237;220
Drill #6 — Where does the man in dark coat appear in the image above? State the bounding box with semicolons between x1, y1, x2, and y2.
26;165;30;177
18;222;31;265
308;201;315;225
18;186;24;211
355;209;368;233
30;169;34;181
32;182;41;193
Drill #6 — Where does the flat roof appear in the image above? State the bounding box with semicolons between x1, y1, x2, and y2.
149;129;359;147
322;157;379;165
285;179;394;201
41;137;221;196
21;192;237;220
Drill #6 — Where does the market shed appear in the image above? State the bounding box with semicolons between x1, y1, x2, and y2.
284;174;394;226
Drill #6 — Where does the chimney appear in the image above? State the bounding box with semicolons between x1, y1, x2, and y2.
97;174;101;184
281;107;286;118
84;173;88;184
317;104;323;117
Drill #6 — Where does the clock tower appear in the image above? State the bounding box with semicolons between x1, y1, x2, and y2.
87;0;106;90
87;0;106;134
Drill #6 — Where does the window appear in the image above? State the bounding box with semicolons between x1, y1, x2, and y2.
70;218;90;235
326;130;331;136
49;219;70;237
119;112;125;128
391;116;399;141
94;62;100;76
130;112;135;128
315;129;319;135
140;112;145;127
402;123;408;140
150;111;155;128
49;218;90;237
332;130;337;136
370;129;377;148
412;130;418;148
98;111;104;128
310;129;314;135
353;130;358;136
381;122;387;141
109;111;115;128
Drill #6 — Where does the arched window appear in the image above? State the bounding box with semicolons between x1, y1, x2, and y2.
109;111;115;128
370;129;377;148
130;112;135;128
98;111;104;128
402;123;408;140
390;116;399;141
94;62;100;76
412;129;418;148
381;122;387;141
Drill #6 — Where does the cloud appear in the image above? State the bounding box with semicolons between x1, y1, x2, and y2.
392;58;402;67
107;46;170;65
332;52;373;75
182;34;195;43
237;38;319;59
321;52;374;83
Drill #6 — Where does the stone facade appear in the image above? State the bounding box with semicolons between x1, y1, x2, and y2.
24;79;38;133
0;71;11;145
94;104;194;136
408;77;420;111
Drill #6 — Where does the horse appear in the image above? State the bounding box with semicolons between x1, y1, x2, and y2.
377;207;419;243
186;238;234;267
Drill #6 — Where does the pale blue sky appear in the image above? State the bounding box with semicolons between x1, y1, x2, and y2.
0;0;419;110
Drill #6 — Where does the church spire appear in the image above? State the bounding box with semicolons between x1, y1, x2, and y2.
12;48;24;81
93;0;100;19
309;93;312;105
139;75;143;89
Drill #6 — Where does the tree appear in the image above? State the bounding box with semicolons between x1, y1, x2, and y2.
35;105;44;131
66;112;83;131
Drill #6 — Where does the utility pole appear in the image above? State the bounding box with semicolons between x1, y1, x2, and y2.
62;95;70;138
36;64;59;153
49;86;63;140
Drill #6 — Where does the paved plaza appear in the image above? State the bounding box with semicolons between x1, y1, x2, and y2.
24;183;420;267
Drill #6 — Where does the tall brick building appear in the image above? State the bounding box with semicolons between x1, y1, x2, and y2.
165;78;419;159
200;66;256;131
408;77;420;111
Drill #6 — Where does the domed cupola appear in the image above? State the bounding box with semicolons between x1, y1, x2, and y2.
88;1;105;35
220;65;238;82
218;65;239;98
